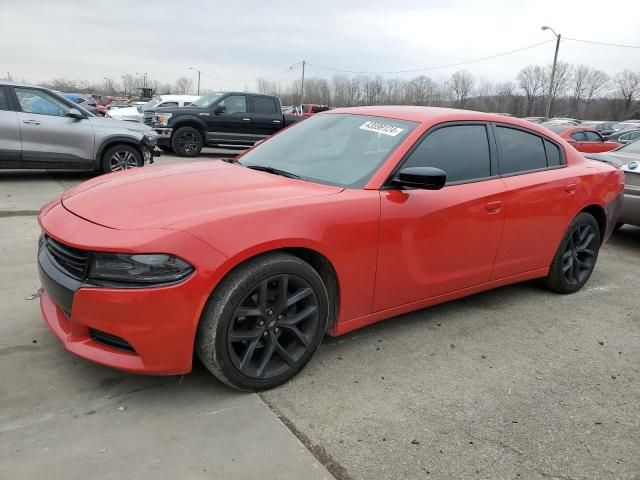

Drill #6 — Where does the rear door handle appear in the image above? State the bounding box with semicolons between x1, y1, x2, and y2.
22;120;41;125
242;118;251;121
273;120;281;124
485;201;503;214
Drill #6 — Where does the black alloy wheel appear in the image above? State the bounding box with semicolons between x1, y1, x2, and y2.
227;274;319;380
544;212;601;293
171;126;203;157
196;252;329;391
561;223;598;286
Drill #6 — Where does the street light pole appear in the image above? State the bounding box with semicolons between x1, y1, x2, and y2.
189;67;201;95
542;26;561;119
300;60;306;107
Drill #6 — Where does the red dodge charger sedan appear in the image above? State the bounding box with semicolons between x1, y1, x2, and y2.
38;107;624;390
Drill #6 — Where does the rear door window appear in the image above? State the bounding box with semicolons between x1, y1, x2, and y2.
495;126;547;174
402;124;491;183
544;140;562;166
251;96;278;114
584;131;602;142
571;131;586;142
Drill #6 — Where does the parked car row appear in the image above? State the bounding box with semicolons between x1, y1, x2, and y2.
106;95;200;122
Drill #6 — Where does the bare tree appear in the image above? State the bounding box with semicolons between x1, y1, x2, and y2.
121;74;139;96
495;81;516;113
174;76;194;94
613;69;640;115
448;70;475;109
517;65;545;116
331;75;350;107
583;69;609;115
409;75;435;105
569;64;590;117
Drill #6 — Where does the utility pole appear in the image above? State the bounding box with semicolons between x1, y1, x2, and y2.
300;60;306;107
542;26;561;119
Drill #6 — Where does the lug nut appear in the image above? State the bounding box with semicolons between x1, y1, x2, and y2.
278;314;283;320
263;331;268;337
274;327;279;333
267;309;274;316
259;320;265;326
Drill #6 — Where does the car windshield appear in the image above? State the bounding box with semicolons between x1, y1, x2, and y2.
547;125;569;134
617;139;640;154
190;93;224;108
140;99;161;111
238;113;417;188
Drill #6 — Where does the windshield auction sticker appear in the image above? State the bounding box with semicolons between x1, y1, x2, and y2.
359;121;404;137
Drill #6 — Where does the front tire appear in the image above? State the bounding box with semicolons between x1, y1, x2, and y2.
171;126;203;157
544;212;601;293
101;144;143;173
196;253;329;391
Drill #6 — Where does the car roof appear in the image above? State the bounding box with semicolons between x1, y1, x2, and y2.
325;106;539;127
0;80;47;89
158;94;200;101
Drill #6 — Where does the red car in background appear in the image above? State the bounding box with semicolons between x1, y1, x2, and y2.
38;107;624;391
547;125;622;153
287;103;330;118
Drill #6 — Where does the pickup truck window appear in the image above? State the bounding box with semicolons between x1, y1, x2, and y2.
252;96;278;114
219;95;246;114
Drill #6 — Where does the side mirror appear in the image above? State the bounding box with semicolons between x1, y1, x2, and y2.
214;105;226;114
392;167;447;190
67;108;85;119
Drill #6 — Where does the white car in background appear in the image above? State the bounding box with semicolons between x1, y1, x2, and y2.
107;95;200;122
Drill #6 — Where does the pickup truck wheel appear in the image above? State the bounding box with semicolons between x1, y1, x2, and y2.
171;127;203;157
101;144;143;173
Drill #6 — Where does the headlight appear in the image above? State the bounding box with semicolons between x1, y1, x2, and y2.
153;113;172;126
143;132;158;145
89;252;193;285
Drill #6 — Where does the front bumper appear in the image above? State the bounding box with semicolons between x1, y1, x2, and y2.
152;127;172;147
37;199;228;375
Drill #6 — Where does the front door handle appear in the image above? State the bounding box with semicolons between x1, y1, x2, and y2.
22;120;41;125
273;120;281;124
485;201;503;214
242;118;251;121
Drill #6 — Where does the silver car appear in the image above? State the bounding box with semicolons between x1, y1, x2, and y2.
0;81;158;173
587;140;640;229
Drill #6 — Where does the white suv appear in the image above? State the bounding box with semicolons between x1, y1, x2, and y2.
107;95;200;122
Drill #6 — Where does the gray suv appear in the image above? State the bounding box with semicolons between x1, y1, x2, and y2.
0;81;159;173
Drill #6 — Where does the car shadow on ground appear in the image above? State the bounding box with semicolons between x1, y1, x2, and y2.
608;224;640;250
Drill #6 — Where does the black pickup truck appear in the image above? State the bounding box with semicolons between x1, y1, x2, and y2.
144;92;301;157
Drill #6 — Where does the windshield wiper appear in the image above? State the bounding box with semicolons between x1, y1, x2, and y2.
244;164;301;179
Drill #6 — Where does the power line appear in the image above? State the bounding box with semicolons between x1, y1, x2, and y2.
563;37;640;49
198;63;301;85
306;39;555;75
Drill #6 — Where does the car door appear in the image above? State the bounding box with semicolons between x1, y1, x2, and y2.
0;86;22;168
374;123;508;312
12;87;95;168
582;130;609;152
248;95;282;138
205;94;253;143
491;124;576;279
568;130;587;152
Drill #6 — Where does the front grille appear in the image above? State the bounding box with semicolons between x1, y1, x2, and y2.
44;235;89;280
624;171;640;188
89;328;136;353
143;112;153;126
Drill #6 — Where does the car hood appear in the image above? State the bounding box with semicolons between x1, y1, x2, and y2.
61;161;343;230
88;115;151;133
108;106;141;117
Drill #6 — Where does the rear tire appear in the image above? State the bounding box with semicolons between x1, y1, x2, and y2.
196;253;329;391
171;126;203;157
101;144;143;173
544;212;601;294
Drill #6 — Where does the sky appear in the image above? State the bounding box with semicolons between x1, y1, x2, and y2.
1;0;639;91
